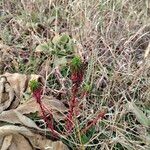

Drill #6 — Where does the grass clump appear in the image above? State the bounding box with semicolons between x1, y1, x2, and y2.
0;0;150;149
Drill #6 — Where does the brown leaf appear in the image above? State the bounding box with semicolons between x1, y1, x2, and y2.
1;135;13;150
0;96;67;128
0;73;44;98
0;76;15;113
28;133;69;150
0;125;69;150
17;95;68;121
0;110;45;132
0;73;44;111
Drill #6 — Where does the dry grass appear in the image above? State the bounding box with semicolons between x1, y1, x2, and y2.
0;0;150;149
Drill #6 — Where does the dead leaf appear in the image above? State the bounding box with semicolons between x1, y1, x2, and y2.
0;110;42;131
0;73;44;98
0;125;33;150
28;133;69;150
0;125;33;137
0;76;15;113
30;96;68;121
0;72;69;149
10;133;33;150
0;125;69;150
0;73;44;111
0;96;67;129
1;135;13;150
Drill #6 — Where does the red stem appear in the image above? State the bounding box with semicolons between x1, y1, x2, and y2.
33;89;58;137
65;70;83;133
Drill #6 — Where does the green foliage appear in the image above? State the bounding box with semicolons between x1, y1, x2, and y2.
71;56;82;72
59;34;70;44
29;80;40;92
83;83;92;92
35;42;53;54
27;112;40;121
36;34;74;58
81;127;96;144
52;34;74;57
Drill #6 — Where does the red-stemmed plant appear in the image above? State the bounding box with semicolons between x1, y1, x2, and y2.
65;56;84;133
29;56;106;141
29;80;57;137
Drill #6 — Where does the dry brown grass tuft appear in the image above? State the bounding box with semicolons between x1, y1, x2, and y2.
0;0;150;149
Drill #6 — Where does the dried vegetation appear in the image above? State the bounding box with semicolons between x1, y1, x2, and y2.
0;0;150;150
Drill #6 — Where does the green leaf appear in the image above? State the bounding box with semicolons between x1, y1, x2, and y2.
83;83;92;92
35;42;53;53
81;134;89;144
71;56;82;71
127;101;150;127
81;126;96;144
29;80;39;92
59;34;70;44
